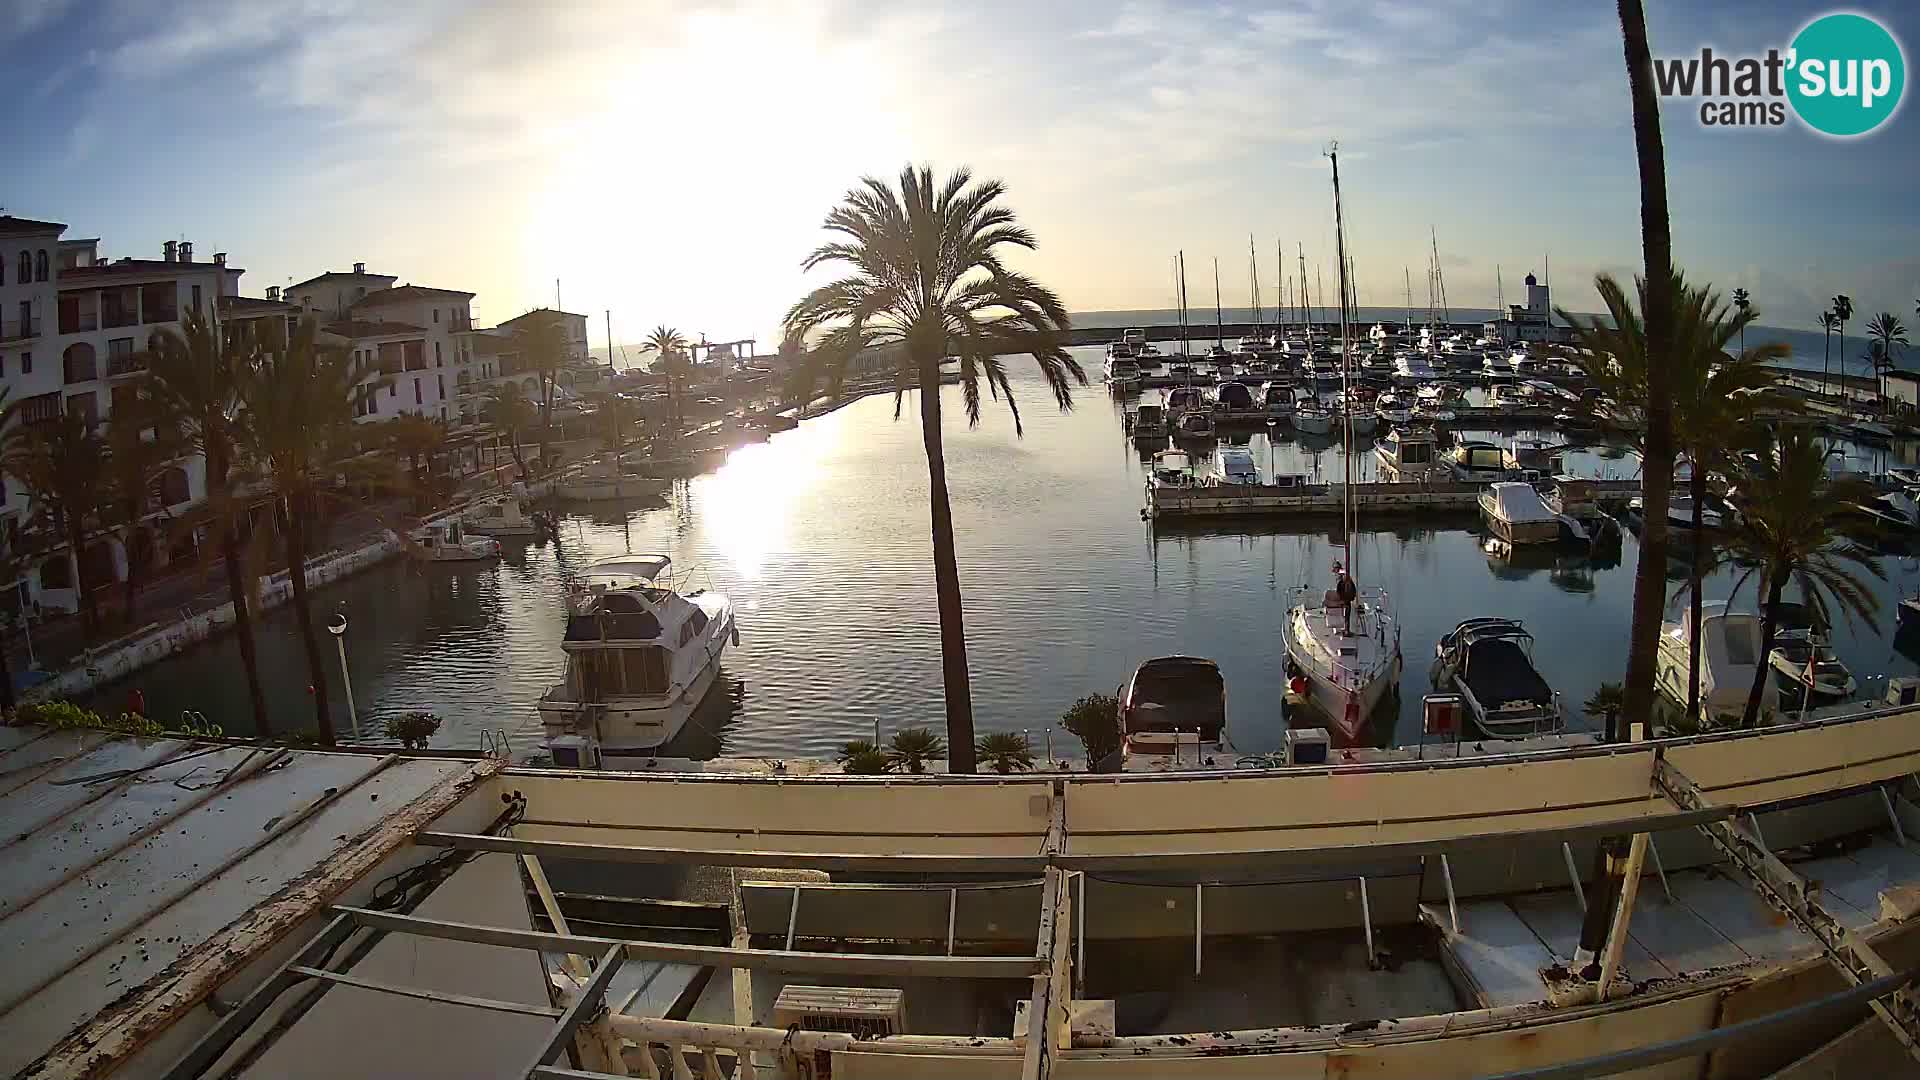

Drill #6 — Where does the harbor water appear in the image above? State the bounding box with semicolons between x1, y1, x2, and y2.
93;347;1920;760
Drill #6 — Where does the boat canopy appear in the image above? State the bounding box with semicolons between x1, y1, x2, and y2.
1484;482;1557;524
1125;657;1226;740
582;555;672;586
1460;633;1553;710
1218;382;1254;408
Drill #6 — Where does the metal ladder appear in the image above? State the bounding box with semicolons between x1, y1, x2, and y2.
1653;758;1920;1060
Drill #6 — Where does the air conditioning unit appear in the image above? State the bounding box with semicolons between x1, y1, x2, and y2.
546;734;599;770
772;985;905;1039
1284;727;1330;765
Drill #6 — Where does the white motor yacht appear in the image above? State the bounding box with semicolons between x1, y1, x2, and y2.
557;460;672;502
1445;441;1509;483
538;556;737;757
1104;356;1143;385
1481;352;1515;381
1374;426;1447;482
1130;403;1169;440
406;521;500;562
1117;655;1230;768
1375;392;1411;425
1216;446;1259;484
1479;482;1563;545
1105;340;1137;362
1150;448;1197;488
1284;564;1402;746
1655;603;1779;725
460;497;547;539
1392;354;1438;385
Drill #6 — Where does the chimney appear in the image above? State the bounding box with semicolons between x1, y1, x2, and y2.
267;286;281;302
352;261;365;274
213;251;226;267
163;240;177;263
179;241;194;263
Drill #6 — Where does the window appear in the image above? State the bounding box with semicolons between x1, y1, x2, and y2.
34;250;48;282
432;308;439;323
39;555;71;590
434;341;441;366
403;340;425;371
18;391;56;422
369;390;378;414
155;466;191;506
15;251;29;283
102;286;139;328
140;282;177;323
20;351;30;374
436;373;445;399
389;383;396;398
62;342;98;383
15;300;28;337
414;377;422;405
619;648;669;695
191;284;202;312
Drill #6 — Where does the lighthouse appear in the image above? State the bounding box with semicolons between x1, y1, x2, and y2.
1525;272;1548;315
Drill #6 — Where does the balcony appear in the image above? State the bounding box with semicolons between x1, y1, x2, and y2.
0;316;42;342
107;352;148;378
59;312;99;334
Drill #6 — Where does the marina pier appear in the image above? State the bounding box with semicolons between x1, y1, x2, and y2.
1145;477;1643;520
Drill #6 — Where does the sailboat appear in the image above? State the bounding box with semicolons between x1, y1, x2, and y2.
1282;144;1404;746
1207;257;1232;363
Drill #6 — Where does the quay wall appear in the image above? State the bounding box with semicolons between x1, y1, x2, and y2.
1145;479;1640;519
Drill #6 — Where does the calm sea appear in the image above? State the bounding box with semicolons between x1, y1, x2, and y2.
94;348;1920;759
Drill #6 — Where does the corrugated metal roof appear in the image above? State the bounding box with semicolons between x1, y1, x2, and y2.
0;726;494;1079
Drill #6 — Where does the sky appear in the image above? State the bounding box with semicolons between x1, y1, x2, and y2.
3;0;1917;351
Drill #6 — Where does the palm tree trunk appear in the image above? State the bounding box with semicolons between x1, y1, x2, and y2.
0;623;15;711
1822;326;1831;398
1743;572;1786;727
65;515;99;639
917;355;977;774
283;491;334;743
121;526;144;627
213;455;270;735
1685;468;1707;720
1582;0;1676;973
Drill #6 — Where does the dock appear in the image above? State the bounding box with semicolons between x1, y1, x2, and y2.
1145;478;1642;519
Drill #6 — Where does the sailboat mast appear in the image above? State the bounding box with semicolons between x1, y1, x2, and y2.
1179;250;1190;357
1298;245;1309;339
1330;143;1355;577
1404;267;1413;329
1213;257;1224;349
1275;239;1283;337
1430;227;1451;324
1497;264;1505;315
1315;266;1325;335
1248;236;1263;333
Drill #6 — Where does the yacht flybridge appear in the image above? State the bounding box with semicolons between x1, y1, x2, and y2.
537;555;737;758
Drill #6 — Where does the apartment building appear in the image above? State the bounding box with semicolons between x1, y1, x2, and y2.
281;267;475;426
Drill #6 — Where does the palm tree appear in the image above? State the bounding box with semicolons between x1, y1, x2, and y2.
582;390;638;459
1820;310;1838;396
886;726;946;774
1583;682;1625;741
784;165;1086;772
1866;313;1909;410
1731;287;1750;357
240;316;357;743
639;326;691;432
1713;431;1883;726
835;739;892;775
512;313;569;469
146;310;269;732
1657;282;1791;719
102;390;185;626
1832;294;1854;400
0;409;107;637
482;383;537;482
975;730;1034;774
384;414;446;509
1612;0;1679;747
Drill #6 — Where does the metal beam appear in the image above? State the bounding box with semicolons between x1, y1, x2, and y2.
336;905;1046;979
416;830;1047;873
1022;867;1068;1080
286;966;562;1018
1653;757;1920;1059
519;944;625;1077
160;912;359;1080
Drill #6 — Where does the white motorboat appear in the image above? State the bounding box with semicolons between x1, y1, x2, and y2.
537;555;737;757
1628;494;1723;532
1105;339;1138;361
1503;437;1566;476
1234;337;1264;357
1431;618;1564;739
1375;392;1411;425
556;460;671;502
1293;400;1333;435
460;497;547;539
1150;448;1197;488
1117;655;1229;767
1165;386;1208;417
1481;353;1515;381
1768;629;1857;701
1174;409;1217;439
407;520;500;562
1216;446;1258;485
1858;488;1920;532
1391;354;1438;385
1656;602;1779;724
1445;440;1509;483
1374;425;1447;482
1479;482;1562;545
1215;381;1256;411
1104;356;1143;385
1260;383;1292;415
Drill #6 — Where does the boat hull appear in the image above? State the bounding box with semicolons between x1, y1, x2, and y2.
556;479;670;501
539;612;733;753
1483;513;1562;545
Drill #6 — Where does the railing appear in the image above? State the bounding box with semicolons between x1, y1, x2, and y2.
106;352;147;377
58;312;97;333
0;316;41;340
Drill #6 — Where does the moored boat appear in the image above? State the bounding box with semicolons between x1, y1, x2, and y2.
406;520;500;562
1430;617;1564;738
1479;481;1562;544
1656;602;1779;724
1118;655;1230;766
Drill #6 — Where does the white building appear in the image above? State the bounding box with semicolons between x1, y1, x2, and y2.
282;269;476;426
456;309;598;426
1483;272;1570;345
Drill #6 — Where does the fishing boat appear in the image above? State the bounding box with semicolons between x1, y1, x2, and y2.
1130;402;1169;439
1216;446;1259;485
406;520;500;562
555;460;672;502
1655;602;1780;724
536;555;736;756
1149;447;1197;488
460;496;548;539
1479;481;1563;544
1769;628;1858;701
1374;425;1446;482
1282;146;1403;747
1430;618;1564;739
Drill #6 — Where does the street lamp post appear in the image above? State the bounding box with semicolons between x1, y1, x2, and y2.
327;613;358;737
1266;419;1278;482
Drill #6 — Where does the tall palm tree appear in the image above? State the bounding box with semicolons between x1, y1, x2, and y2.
240;316;357;743
785;165;1085;772
639;326;691;431
146;310;269;732
512;313;569;469
582;390;638;460
1712;431;1883;726
1831;294;1854;399
0;409;107;637
1820;310;1837;396
102;390;186;627
384;414;446;509
1731;287;1750;357
1866;313;1909;410
482;382;537;482
1614;0;1678;747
